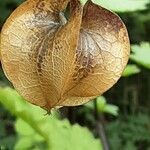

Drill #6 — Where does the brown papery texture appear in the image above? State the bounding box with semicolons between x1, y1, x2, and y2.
0;0;130;111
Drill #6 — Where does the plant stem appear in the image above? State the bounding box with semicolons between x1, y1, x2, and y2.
94;100;110;150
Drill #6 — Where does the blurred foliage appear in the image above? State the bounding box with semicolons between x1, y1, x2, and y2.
85;96;119;116
0;0;150;150
106;113;150;150
122;65;141;77
0;88;102;150
130;43;150;69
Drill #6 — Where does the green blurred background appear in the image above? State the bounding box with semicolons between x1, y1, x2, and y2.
0;0;150;150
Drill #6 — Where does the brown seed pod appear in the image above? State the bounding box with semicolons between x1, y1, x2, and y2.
0;0;130;111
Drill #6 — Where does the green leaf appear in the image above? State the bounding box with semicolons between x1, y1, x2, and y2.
81;0;149;12
15;119;43;139
130;42;150;69
85;96;119;116
122;65;141;77
15;137;36;150
96;97;119;116
103;105;119;116
0;88;102;150
15;115;102;150
0;88;50;145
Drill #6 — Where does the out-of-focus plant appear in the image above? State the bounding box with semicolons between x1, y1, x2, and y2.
0;88;102;150
130;42;150;69
85;96;119;116
122;64;141;77
122;42;150;77
106;113;150;150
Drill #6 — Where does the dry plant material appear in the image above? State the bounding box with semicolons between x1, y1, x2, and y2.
0;0;130;111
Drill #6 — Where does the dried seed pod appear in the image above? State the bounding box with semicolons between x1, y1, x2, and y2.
61;0;130;106
0;0;130;111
